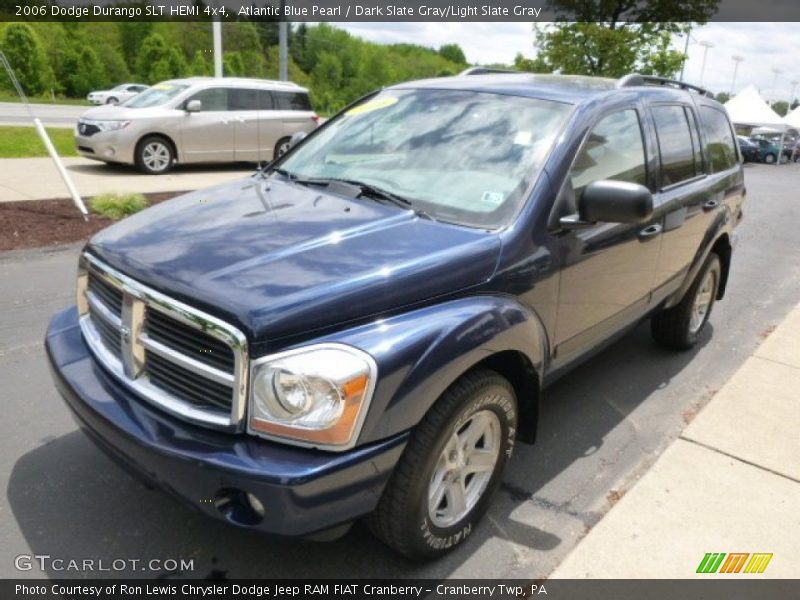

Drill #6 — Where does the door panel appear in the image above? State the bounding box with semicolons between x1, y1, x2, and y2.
178;88;234;163
553;108;661;356
229;88;262;162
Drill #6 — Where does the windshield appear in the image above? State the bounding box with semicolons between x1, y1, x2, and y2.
123;82;189;108
279;89;571;228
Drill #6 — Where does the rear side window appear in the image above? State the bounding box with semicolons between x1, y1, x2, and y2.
570;109;647;202
258;89;275;109
652;105;697;187
275;92;312;111
228;88;260;111
700;106;738;172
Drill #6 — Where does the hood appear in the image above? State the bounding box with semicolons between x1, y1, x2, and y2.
80;105;163;120
88;177;501;344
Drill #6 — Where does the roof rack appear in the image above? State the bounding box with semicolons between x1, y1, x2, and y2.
617;74;714;98
459;66;519;76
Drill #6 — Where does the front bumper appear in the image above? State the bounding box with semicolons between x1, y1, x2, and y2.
45;306;407;537
74;130;135;165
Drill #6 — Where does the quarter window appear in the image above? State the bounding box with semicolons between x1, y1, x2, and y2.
700;106;738;172
570;109;647;202
275;92;312;111
652;105;697;186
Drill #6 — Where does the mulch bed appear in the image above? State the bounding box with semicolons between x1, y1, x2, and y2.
0;192;184;252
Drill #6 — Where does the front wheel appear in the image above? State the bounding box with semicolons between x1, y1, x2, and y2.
651;253;721;351
369;369;517;559
106;97;119;105
135;136;174;175
274;137;292;160
764;152;776;164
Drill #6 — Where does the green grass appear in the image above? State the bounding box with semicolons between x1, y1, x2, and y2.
0;125;78;158
89;192;149;220
0;91;88;106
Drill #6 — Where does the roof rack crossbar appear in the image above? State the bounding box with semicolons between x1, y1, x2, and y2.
617;73;714;98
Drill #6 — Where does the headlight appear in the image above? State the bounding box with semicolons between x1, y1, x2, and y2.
248;344;376;449
91;120;130;132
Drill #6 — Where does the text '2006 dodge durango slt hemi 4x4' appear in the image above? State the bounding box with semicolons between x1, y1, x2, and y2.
47;73;744;559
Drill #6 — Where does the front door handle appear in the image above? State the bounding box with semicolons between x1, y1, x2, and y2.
638;223;663;240
703;199;720;211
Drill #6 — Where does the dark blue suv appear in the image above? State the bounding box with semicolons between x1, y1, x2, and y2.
46;73;744;559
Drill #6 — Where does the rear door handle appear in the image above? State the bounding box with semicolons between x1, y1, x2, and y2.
703;199;720;211
638;223;662;240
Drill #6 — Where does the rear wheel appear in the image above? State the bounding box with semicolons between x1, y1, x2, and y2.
369;369;517;559
764;152;776;164
651;253;721;351
274;137;291;160
135;136;174;175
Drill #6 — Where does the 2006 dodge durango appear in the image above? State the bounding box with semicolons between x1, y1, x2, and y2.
46;72;745;559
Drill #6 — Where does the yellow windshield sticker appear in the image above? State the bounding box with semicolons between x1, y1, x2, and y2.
346;96;398;116
152;84;174;91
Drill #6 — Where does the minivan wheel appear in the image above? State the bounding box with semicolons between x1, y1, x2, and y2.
274;137;291;159
136;136;174;175
369;369;517;559
651;253;721;351
764;152;776;164
106;97;119;105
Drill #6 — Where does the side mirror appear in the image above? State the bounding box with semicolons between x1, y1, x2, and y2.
561;180;653;228
288;131;307;149
186;99;202;112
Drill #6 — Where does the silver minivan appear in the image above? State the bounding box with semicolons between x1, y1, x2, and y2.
75;77;319;174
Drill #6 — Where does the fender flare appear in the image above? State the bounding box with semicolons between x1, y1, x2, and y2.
321;295;550;445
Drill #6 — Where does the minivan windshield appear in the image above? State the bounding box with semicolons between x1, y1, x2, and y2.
123;82;189;108
278;89;571;228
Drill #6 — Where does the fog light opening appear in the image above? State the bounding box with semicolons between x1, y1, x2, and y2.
213;488;265;526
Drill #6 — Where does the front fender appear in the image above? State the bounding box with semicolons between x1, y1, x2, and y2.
317;295;549;445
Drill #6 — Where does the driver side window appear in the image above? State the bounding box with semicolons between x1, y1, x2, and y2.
570;109;647;203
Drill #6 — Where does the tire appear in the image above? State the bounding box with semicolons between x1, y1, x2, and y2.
274;137;291;160
106;97;119;105
135;136;174;175
651;253;721;351
369;369;517;559
764;153;776;164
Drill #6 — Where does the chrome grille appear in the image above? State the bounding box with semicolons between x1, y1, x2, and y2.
77;254;248;430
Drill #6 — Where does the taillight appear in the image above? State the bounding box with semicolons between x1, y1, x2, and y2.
311;114;320;125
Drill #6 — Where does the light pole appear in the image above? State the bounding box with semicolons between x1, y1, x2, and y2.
698;41;714;87
730;55;743;96
771;68;782;105
789;80;799;110
679;27;692;82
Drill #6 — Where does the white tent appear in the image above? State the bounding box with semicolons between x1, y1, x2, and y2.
723;85;787;129
785;105;800;129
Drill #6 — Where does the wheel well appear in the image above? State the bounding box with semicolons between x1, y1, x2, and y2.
467;350;540;444
137;133;179;163
711;233;732;299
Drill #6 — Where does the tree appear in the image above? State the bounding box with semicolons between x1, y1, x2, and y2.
715;92;731;104
189;50;211;76
150;47;187;83
135;33;169;82
223;51;245;77
530;0;719;78
0;23;53;96
514;52;548;73
438;44;467;65
772;101;789;117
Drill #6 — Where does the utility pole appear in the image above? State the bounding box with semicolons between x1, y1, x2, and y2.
679;27;691;82
212;19;223;77
279;0;288;81
698;40;714;87
730;55;743;96
790;80;799;109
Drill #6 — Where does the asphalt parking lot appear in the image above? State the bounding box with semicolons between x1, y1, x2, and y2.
1;163;799;580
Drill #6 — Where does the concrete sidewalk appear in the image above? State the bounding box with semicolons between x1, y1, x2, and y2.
0;157;254;202
551;304;800;579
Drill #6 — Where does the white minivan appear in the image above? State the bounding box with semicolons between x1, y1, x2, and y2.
75;77;319;174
